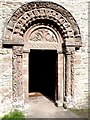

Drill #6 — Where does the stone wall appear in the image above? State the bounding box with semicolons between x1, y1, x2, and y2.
0;0;88;116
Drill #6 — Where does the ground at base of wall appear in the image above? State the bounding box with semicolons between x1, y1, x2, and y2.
70;108;90;118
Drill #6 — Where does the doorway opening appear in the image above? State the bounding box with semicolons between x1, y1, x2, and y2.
29;49;57;102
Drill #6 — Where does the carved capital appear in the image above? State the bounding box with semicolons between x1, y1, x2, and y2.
13;46;23;56
65;47;75;55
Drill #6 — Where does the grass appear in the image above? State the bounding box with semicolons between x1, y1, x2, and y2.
70;108;90;118
1;110;25;120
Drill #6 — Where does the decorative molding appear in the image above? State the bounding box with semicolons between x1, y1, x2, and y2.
13;8;72;37
28;42;58;49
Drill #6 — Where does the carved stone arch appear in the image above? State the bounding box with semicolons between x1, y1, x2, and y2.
3;1;82;109
3;1;81;47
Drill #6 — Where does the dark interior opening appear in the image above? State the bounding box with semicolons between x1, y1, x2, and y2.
29;49;57;102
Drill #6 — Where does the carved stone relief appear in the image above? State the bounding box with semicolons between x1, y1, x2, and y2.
7;2;80;37
8;8;73;40
12;46;23;102
23;25;61;50
29;28;57;42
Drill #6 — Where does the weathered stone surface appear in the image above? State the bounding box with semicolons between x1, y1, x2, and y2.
0;48;12;116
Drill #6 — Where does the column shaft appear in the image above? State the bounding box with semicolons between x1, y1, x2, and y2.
12;46;24;109
57;52;64;106
65;53;72;102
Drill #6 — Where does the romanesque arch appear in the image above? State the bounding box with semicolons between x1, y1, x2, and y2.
3;1;81;108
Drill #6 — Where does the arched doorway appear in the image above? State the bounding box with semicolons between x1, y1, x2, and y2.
3;1;81;108
23;24;63;106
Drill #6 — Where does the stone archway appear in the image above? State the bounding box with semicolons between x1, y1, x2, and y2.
3;1;81;109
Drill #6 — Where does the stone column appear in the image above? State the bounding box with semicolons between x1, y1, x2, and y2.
65;50;72;107
64;48;75;108
12;46;24;110
56;51;64;107
71;51;75;97
23;50;30;102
